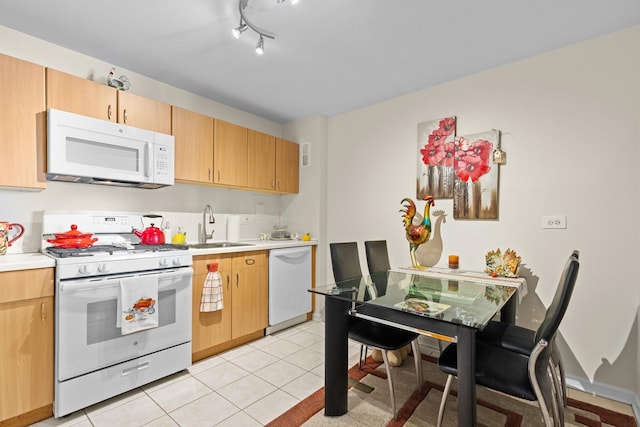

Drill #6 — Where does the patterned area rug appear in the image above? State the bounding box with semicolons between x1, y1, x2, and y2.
267;354;637;427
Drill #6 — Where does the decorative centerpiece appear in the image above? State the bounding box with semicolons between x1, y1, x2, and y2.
400;195;435;269
485;248;521;277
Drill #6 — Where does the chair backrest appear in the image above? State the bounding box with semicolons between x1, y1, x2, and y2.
535;251;580;344
364;240;391;274
329;242;363;283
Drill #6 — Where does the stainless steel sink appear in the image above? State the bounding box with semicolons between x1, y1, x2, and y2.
187;242;254;249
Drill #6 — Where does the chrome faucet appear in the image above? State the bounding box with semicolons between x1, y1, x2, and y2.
201;204;216;243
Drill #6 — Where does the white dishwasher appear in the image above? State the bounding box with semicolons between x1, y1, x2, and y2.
267;246;312;334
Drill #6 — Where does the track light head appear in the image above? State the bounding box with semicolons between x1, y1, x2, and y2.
255;35;265;55
232;22;248;39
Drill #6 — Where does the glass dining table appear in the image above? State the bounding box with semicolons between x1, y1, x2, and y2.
310;268;526;427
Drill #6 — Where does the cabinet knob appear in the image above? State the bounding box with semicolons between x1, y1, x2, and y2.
108;104;112;120
245;258;255;265
123;109;128;124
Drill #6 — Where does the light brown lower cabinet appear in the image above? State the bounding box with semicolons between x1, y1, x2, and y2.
0;269;54;426
191;251;268;362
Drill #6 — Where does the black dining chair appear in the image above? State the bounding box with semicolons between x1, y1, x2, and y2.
436;251;579;427
329;242;423;420
364;240;391;274
475;249;580;409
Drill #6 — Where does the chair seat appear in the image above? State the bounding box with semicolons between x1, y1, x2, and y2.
348;319;419;351
438;341;536;401
478;321;535;355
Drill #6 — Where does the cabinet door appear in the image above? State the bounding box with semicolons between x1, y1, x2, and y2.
45;68;117;121
231;252;268;339
0;268;53;423
0;296;53;421
172;107;214;184
214;119;248;187
247;129;276;191
276;138;300;193
192;255;232;353
117;91;171;134
0;54;46;190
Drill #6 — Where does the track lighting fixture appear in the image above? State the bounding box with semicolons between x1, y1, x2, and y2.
234;0;297;55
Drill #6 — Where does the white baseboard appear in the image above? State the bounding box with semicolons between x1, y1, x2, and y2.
566;374;640;424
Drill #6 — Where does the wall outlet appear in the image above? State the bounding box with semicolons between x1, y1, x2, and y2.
542;215;567;229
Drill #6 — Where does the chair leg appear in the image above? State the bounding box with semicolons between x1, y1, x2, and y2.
548;358;565;420
553;351;568;406
411;339;423;392
380;348;397;421
359;344;366;369
547;365;563;426
437;374;453;427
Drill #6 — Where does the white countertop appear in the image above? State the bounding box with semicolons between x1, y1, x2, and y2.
0;240;317;272
186;239;317;256
0;252;56;272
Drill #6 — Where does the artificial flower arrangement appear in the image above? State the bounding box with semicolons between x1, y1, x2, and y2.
485;248;521;278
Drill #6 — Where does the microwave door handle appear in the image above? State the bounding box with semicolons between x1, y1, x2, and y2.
144;143;151;177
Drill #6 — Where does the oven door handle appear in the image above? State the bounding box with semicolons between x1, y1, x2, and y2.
59;268;193;293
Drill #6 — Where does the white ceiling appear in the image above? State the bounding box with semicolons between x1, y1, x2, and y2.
0;0;638;124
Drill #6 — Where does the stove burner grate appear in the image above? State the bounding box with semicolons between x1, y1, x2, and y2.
46;244;188;258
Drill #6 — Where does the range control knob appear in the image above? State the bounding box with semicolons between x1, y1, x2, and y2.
78;264;92;275
172;257;182;266
159;258;169;267
98;263;109;273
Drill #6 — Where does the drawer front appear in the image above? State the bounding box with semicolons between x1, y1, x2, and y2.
0;268;54;304
232;251;267;270
193;254;231;275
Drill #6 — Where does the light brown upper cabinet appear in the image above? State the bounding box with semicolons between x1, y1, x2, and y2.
247;133;300;194
214;119;248;187
247;129;276;191
0;54;46;190
172;106;214;184
46;68;117;122
275;138;299;193
116;91;171;134
46;68;171;134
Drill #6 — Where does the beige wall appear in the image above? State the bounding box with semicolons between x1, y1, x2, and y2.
325;26;640;404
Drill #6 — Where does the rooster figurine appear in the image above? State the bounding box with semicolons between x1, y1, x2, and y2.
400;195;435;269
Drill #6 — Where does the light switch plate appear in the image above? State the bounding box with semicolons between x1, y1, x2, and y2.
542;215;567;229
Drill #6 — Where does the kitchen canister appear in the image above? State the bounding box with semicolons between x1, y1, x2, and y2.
227;215;241;242
0;222;25;255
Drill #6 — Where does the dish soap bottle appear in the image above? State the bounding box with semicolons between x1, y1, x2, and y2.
172;227;186;245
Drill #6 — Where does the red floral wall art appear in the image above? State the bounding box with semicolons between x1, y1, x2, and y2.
417;121;500;219
417;117;457;199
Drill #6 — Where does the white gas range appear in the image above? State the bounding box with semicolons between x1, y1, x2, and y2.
42;211;193;418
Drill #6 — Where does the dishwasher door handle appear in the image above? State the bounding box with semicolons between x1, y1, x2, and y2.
272;247;311;262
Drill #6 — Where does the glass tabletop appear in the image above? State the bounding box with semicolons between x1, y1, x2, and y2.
311;270;517;329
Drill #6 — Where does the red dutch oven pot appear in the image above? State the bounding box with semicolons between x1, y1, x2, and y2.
47;224;98;248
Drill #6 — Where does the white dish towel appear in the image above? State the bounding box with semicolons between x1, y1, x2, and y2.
118;275;159;335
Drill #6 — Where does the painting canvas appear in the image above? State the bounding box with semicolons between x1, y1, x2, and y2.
417;117;456;199
453;130;500;219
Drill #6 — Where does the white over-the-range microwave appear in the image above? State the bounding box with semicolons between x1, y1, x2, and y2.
46;108;175;189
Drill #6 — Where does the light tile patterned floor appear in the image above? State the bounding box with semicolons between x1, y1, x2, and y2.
31;320;635;426
31;320;353;427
